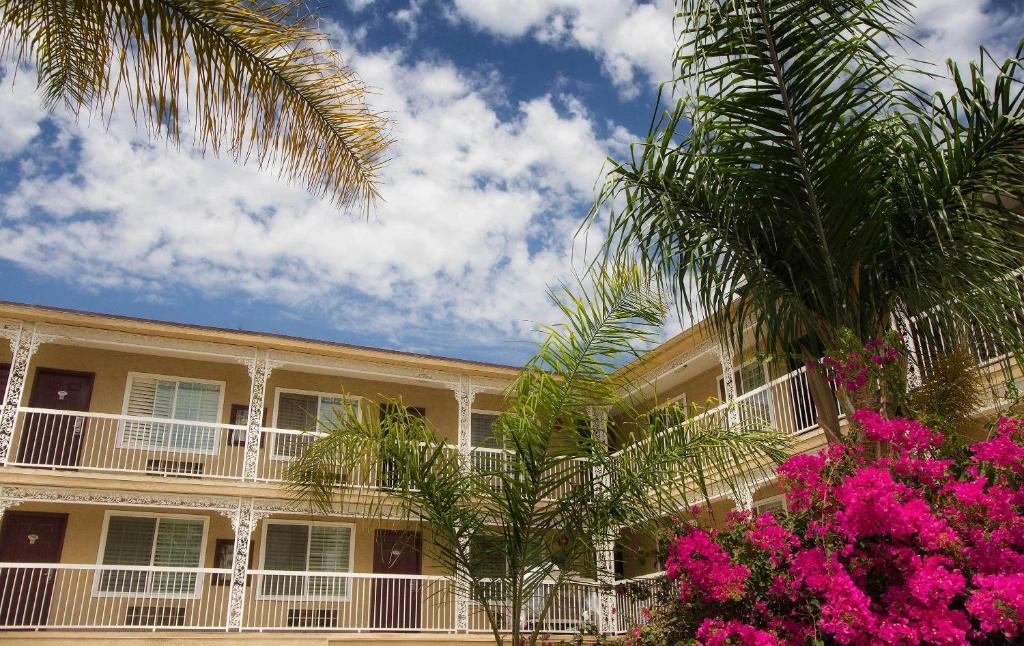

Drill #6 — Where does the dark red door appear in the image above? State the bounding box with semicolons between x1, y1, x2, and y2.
17;370;94;466
0;512;67;627
371;530;422;629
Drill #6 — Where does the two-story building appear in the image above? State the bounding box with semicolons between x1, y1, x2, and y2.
0;300;1016;644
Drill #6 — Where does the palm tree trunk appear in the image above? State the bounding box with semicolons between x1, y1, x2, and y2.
806;367;844;444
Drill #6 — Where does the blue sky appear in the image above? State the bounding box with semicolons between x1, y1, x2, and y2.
0;0;1022;366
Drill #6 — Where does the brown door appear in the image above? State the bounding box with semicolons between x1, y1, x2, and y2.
17;370;94;466
0;512;67;627
371;530;422;629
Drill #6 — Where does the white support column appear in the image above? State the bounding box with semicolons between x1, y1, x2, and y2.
223;498;263;631
734;485;755;512
241;350;273;481
454;376;476;464
716;345;742;427
0;323;41;465
452;376;477;633
454;533;471;633
895;314;922;389
591;408;617;635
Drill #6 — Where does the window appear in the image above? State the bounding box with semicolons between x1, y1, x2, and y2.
259;521;354;599
96;513;207;597
469;534;506;601
717;361;768;400
718;361;772;425
647;395;687;432
754;494;787;516
471;412;500;448
120;374;224;454
272;390;356;460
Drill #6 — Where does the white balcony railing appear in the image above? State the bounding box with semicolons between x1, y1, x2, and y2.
5;408;247;479
465;577;602;634
0;563;616;634
0;563;230;630
468;447;592;502
244;570;455;631
614;572;667;634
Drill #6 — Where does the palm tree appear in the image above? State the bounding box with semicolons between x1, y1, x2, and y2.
0;0;390;209
590;0;1024;443
287;265;788;645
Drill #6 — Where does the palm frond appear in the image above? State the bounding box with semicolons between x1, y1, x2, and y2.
0;0;391;210
591;1;1024;416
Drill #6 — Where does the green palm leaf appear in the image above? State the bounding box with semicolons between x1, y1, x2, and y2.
1;0;392;210
592;0;1024;439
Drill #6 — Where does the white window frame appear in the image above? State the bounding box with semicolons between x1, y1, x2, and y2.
93;510;209;599
117;372;226;456
256;519;356;601
270;388;362;462
717;360;770;400
754;493;788;516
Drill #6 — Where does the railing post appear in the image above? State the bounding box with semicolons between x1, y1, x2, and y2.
242;350;273;481
452;376;476;632
224;498;260;631
591;408;617;635
0;323;43;465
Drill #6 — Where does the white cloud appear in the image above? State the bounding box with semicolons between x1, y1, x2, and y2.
0;36;628;361
903;0;1024;93
447;0;1022;99
391;0;425;36
0;66;48;160
448;0;677;98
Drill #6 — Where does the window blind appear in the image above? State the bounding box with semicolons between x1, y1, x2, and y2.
99;515;204;595
471;412;499;448
277;393;319;432
262;523;352;598
469;535;506;578
740;361;767;393
122;376;221;452
263;524;309;570
309;525;351;596
102;516;157;566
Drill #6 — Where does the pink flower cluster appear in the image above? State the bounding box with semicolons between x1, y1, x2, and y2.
809;337;899;391
665;528;750;603
696;619;782;646
651;411;1024;645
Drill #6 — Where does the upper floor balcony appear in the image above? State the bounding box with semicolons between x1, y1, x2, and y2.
0;313;516;494
0;304;1018;492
